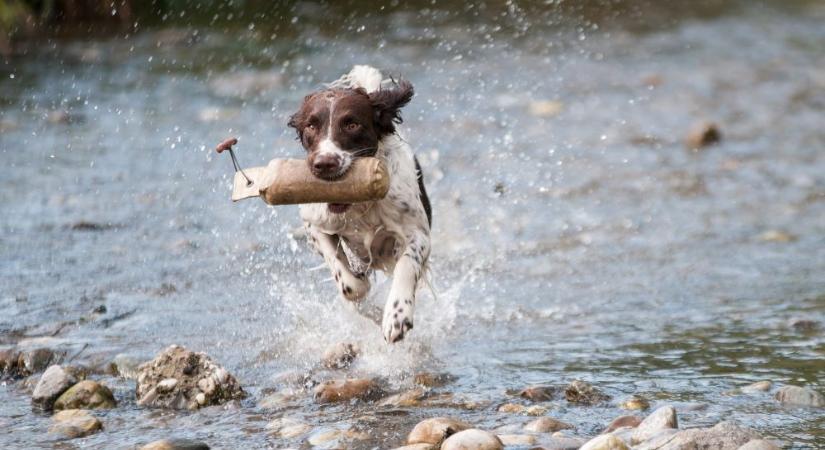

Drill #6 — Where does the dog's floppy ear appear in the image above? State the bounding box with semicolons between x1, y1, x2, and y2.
369;79;414;137
287;93;314;140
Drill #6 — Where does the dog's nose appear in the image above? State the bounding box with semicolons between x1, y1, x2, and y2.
313;154;340;174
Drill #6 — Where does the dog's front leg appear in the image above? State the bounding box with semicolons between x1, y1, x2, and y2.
305;224;370;302
382;230;430;343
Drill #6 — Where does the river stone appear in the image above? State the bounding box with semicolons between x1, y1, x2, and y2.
32;365;77;411
774;385;825;407
738;439;781;450
441;429;503;450
414;372;456;388
524;416;573;433
631;405;678;444
498;433;536;446
407;417;471;445
54;380;116;410
685;121;721;150
2;348;61;379
379;387;427;407
266;417;311;438
620;395;650;410
564;380;611;405
313;378;383;403
604;415;642;433
580;434;630;450
519;385;556;402
392;445;435;450
48;409;102;439
741;381;772;394
633;429;680;450
662;421;760;450
321;342;359;369
135;345;245;410
140;439;210;450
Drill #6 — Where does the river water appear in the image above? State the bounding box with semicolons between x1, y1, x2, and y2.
1;1;823;448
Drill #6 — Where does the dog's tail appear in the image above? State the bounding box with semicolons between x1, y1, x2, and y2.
328;65;384;93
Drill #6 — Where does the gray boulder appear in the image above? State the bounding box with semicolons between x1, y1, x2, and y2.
31;365;77;411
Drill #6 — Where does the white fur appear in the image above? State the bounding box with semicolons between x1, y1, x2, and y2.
301;66;430;343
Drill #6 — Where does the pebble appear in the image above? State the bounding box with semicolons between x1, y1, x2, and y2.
528;100;564;118
685;121;722;150
518;385;556;402
140;439;211;450
136;345;245;410
564;380;611;405
441;429;503;450
661;421;760;450
738;439;782;450
392;445;435;450
379;387;427;407
266;417;311;438
774;385;825;407
619;395;650;410
579;434;630;450
741;381;772;394
414;372;456;388
407;417;471;445
603;415;642;433
48;409;102;439
524;417;573;433
54;380;117;410
497;403;547;415
497;433;536;446
313;378;383;404
790;319;820;333
757;230;797;243
630;405;678;444
321;342;359;369
32;365;77;411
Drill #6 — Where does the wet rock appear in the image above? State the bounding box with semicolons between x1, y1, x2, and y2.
441;429;503;450
757;230;797;243
32;365;77;411
313;378;383;403
664;421;760;450
414;371;456;388
136;345;245;410
259;388;301;410
379;387;427;407
685;121;722;150
580;434;630;450
321;342;359;369
140;439;210;450
497;433;536;446
266;417;311;438
524;417;573;433
21;348;61;377
392;445;435;450
620;395;650;410
307;427;368;448
528;100;564;118
774;385;825;407
631;405;678;444
604;415;642;433
738;439;781;450
110;354;143;379
54;380;116;410
741;380;772;394
48;409;102;439
518;385;556;402
497;403;547;415
564;380;611;405
407;417;471;445
790;319;820;332
633;429;680;450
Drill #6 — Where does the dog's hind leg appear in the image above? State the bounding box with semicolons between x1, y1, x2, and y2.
305;224;370;302
382;229;430;343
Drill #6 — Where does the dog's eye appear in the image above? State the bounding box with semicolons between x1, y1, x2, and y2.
306;124;316;132
345;122;360;132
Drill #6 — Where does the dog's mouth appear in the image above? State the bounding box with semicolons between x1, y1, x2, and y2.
328;203;351;214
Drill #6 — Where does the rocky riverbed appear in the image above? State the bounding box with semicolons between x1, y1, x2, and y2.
1;0;824;448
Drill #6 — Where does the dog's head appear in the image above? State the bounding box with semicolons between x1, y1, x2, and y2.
287;80;413;181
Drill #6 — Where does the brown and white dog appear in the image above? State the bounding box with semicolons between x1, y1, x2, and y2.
288;66;431;343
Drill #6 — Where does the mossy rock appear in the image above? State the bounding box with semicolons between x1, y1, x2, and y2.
54;380;116;410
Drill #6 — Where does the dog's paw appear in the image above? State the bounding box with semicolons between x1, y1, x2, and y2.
382;298;414;344
336;269;370;302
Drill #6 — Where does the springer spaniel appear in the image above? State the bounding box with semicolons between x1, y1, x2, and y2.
288;66;432;344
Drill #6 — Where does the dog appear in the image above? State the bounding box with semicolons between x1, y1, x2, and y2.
288;66;432;344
